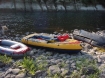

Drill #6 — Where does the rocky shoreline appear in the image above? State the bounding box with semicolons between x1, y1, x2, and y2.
0;29;105;78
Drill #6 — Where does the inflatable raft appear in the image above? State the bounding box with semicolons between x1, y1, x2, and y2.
21;33;82;53
0;40;30;57
73;29;105;47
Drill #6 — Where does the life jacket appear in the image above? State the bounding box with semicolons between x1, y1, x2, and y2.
57;34;69;41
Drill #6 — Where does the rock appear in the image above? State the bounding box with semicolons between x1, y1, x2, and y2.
4;68;12;77
50;59;56;65
25;32;29;35
65;60;70;64
97;56;102;63
53;53;59;58
99;65;105;78
66;55;71;59
99;74;105;78
83;43;92;52
48;65;61;74
88;49;95;54
64;75;71;78
11;69;20;75
95;52;102;55
15;73;26;78
0;61;5;68
69;60;74;64
61;69;69;77
46;52;53;56
82;66;98;75
16;34;19;37
71;63;75;66
81;75;86;78
100;54;105;61
15;37;19;41
55;59;63;64
28;50;35;56
10;74;16;78
47;56;53;59
99;64;105;70
5;74;11;78
34;70;45;77
0;71;5;78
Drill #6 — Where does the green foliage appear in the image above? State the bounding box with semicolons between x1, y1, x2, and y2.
81;0;97;6
18;56;48;75
19;57;36;75
0;54;12;64
47;69;61;78
53;73;61;78
74;57;100;78
47;70;52;77
35;55;48;70
59;61;67;68
70;71;81;78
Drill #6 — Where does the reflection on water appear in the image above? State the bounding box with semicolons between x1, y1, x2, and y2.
0;11;105;33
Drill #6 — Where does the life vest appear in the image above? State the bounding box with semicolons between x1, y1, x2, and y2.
57;34;69;41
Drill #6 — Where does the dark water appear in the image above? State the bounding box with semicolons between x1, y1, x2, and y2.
0;11;105;34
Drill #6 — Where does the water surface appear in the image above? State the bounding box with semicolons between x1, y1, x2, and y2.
0;11;105;34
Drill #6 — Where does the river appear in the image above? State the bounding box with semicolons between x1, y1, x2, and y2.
0;11;105;34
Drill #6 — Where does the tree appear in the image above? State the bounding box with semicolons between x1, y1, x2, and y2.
60;0;67;11
13;0;16;12
37;0;43;11
43;0;49;11
29;0;33;12
22;0;26;11
53;0;57;11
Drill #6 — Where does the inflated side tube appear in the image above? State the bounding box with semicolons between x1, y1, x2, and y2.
72;29;105;47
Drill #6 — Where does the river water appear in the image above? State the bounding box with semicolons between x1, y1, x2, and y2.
0;11;105;34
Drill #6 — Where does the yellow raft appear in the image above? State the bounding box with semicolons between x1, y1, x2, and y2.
21;33;82;53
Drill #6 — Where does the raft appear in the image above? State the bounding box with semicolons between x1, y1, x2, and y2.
0;39;30;57
72;29;105;47
21;33;82;53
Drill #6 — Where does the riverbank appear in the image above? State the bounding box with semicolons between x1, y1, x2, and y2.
0;29;105;78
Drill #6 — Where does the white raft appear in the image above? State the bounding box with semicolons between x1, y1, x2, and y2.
0;39;30;57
